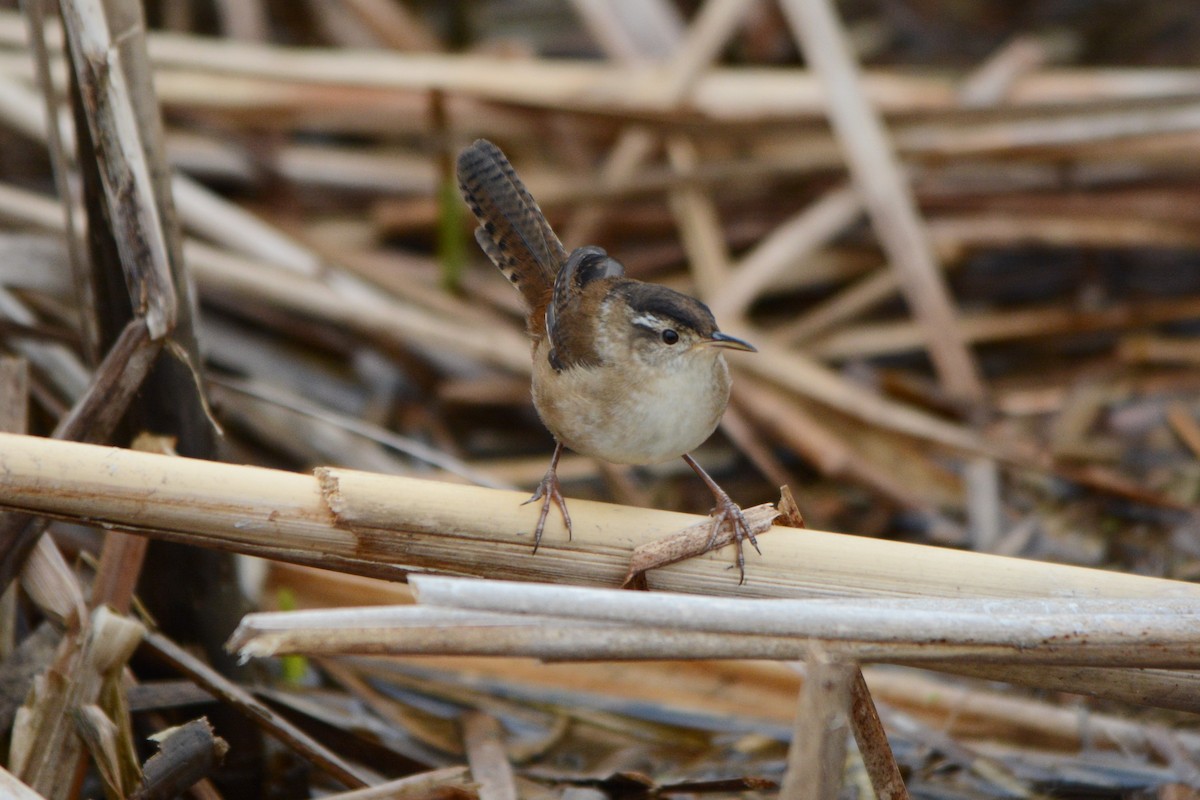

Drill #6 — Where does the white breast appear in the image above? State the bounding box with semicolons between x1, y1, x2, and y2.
531;340;731;465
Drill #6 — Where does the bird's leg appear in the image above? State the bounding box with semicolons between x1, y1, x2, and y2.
682;453;759;584
523;441;572;553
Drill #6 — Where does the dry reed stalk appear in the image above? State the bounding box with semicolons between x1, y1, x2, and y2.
0;357;26;662
318;767;475;800
9;607;144;797
710;182;862;320
0;179;534;373
444;451;603;489
89;435;174;612
142;632;371;789
0;284;90;401
1119;334;1200;366
1166;403;1200;458
461;712;517;800
920;662;1200;714
0;54;332;276
561;0;751;245
229;584;1200;667
623;502;780;585
849;669;909;800
350;654;1200;752
927;212;1200;250
5;13;1200;153
168;131;437;194
958;33;1078;106
766;32;1073;347
59;0;176;339
807;294;1200;361
771;265;896;345
18;535;84;628
780;0;983;404
666;133;732;298
211;377;513;489
238;606;1200;666
342;0;440;52
366;656;803;730
0;76;529;380
5;432;1199;602
168;177;323;274
569;0;683;62
735;337;993;455
780;646;852;800
0;356;27;453
131;718;228;800
187;240;532;374
901;99;1200;157
1;11;1197;118
0;766;49;799
861;667;1200;755
21;0;93;361
732;377;949;513
318;658;462;755
1;318;160;598
266;562;416;609
410;576;1200;643
714;403;798;490
74;704;139;798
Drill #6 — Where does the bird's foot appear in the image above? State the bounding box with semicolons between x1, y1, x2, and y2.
522;442;571;553
683;453;759;584
703;491;759;585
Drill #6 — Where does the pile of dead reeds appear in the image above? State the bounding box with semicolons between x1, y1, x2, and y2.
1;1;1200;798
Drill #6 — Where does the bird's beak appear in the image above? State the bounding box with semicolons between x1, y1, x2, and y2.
706;331;757;352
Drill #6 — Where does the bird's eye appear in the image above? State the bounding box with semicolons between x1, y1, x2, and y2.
661;329;679;345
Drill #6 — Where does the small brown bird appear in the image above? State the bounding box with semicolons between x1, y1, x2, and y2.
457;139;759;578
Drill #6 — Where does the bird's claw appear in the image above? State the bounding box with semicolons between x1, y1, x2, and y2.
704;494;759;585
523;457;572;553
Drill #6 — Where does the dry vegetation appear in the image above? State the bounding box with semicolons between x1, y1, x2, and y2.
1;0;1200;798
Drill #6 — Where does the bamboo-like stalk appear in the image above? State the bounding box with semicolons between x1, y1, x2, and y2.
2;432;1197;601
0;427;1173;709
228;605;1200;667
407;576;1200;643
227;587;1200;667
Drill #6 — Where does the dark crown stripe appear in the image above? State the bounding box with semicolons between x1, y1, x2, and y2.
617;283;718;334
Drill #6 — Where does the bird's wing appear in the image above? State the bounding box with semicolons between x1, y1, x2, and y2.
545;246;625;370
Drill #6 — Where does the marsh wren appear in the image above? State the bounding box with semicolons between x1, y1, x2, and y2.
457;140;760;578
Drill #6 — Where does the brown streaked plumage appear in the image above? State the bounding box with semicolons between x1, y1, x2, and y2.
457;139;761;581
546;246;624;370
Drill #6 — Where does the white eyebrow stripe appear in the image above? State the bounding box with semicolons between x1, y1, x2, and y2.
631;313;663;330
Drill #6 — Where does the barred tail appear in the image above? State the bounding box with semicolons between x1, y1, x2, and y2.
457;139;565;316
